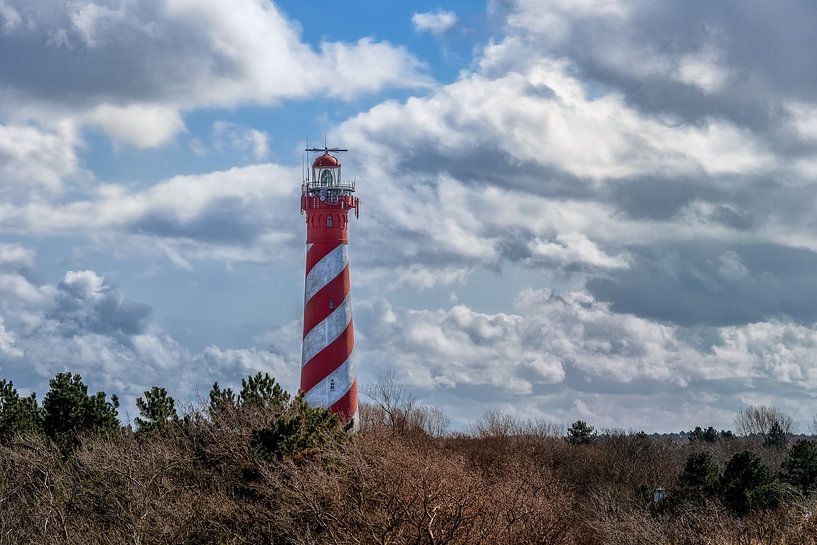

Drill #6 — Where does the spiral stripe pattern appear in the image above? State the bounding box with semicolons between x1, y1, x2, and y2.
301;240;357;424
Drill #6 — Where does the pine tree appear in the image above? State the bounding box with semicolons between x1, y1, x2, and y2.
781;440;817;495
764;421;787;449
721;450;785;516
0;380;43;443
41;373;119;452
135;386;178;433
566;420;596;445
208;381;236;418
678;451;720;499
253;394;342;461
239;372;290;410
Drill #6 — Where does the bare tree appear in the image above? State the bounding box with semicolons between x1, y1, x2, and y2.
361;371;449;436
734;406;795;436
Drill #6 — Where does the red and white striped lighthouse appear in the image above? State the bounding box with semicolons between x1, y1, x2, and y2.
300;146;360;428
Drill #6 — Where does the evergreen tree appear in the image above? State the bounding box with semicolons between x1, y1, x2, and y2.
764;421;787;449
689;426;720;443
781;440;817;495
208;382;236;417
253;394;342;461
678;451;720;499
721;450;785;516
135;386;178;433
41;373;119;452
0;380;43;443
566;420;596;445
239;372;290;410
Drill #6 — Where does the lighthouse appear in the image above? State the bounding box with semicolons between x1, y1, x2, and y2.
300;146;360;428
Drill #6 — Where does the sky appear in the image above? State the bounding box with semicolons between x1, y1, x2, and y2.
1;0;817;433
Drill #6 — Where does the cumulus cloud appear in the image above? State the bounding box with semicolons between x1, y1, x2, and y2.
0;123;82;198
0;247;298;413
0;163;302;266
0;0;430;147
351;288;817;430
412;10;458;36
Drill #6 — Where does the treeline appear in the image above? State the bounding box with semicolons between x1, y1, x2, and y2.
2;373;817;544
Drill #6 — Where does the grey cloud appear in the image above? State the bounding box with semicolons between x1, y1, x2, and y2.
346;287;817;431
589;244;817;326
0;0;429;147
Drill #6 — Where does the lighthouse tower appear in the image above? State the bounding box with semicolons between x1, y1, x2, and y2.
300;146;360;428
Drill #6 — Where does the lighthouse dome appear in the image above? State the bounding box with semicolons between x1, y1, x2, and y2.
312;153;340;168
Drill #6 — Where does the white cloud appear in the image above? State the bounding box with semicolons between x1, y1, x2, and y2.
0;256;299;410
350;287;817;430
412;10;457;36
0;163;301;265
0;123;81;197
88;104;185;149
0;0;431;147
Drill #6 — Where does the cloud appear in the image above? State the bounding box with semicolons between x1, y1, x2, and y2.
211;122;270;161
351;288;817;431
0;248;299;412
0;123;82;198
0;163;302;266
412;10;458;36
0;0;430;147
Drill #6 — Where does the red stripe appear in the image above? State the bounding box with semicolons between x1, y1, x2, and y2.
330;379;358;422
305;242;342;275
303;266;350;335
300;321;354;392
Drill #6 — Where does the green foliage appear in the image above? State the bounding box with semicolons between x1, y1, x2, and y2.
688;426;734;443
721;450;785;516
208;382;236;417
566;420;596;445
41;373;119;452
253;394;342;461
689;426;719;443
239;372;290;410
781;440;817;495
678;452;720;499
135;386;178;433
764;421;787;449
0;380;43;442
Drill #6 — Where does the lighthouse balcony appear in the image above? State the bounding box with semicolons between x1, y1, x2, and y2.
304;180;355;193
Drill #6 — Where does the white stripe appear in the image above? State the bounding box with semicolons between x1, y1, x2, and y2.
303;356;356;409
306;243;313;253
304;244;347;303
302;295;352;365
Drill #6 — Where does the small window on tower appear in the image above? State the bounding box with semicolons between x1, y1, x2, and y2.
328;298;335;310
330;379;336;392
326;215;333;227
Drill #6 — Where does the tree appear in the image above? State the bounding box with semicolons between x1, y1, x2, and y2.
721;450;785;516
239;372;290;410
677;452;720;499
253;394;342;460
208;381;236;417
0;379;43;442
135;386;178;433
688;426;719;443
764;420;787;449
781;440;817;495
41;373;119;452
735;406;794;436
566;420;596;445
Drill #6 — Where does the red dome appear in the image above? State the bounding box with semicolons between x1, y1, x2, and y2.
312;153;340;168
